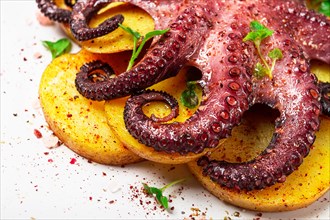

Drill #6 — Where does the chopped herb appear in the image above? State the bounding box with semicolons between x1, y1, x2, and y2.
308;0;330;16
42;38;71;59
243;21;283;79
268;48;283;73
142;179;185;209
181;81;199;109
119;24;169;71
254;62;268;79
319;1;330;16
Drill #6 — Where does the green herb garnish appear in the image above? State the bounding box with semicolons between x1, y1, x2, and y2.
142;179;185;209
119;24;169;71
181;81;199;109
268;48;283;74
308;0;330;16
243;21;284;79
42;38;72;59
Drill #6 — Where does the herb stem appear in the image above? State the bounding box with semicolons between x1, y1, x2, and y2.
255;41;272;79
160;178;185;192
119;24;169;71
126;36;138;71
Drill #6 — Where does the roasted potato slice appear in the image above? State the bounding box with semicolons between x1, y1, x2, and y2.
104;67;222;164
188;63;330;212
39;49;142;165
56;1;155;54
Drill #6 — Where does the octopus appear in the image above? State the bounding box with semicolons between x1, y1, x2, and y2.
36;0;330;190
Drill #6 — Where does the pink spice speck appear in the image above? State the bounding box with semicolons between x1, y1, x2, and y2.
70;158;77;164
34;129;42;139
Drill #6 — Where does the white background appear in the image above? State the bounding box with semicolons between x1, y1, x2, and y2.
1;1;329;219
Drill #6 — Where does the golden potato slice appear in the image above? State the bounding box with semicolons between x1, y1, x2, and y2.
311;60;330;82
187;61;330;212
104;67;222;164
39;49;142;165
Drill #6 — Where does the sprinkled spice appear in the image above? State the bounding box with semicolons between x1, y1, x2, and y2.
34;129;42;139
70;158;77;164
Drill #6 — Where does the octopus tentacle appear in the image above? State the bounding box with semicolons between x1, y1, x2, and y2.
319;82;330;116
125;90;179;123
197;29;321;190
36;0;72;23
123;23;254;154
274;0;330;64
43;0;327;191
70;0;124;41
75;5;213;100
78;60;116;84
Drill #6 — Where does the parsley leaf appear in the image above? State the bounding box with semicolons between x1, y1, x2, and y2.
181;81;199;109
268;48;283;74
319;1;330;16
254;62;268;78
119;24;169;71
142;179;185;209
42;38;71;59
268;48;283;60
244;21;283;79
308;0;330;16
243;20;273;47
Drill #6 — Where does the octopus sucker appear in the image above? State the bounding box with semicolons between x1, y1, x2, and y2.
36;0;72;23
37;0;329;191
70;0;125;41
75;4;213;100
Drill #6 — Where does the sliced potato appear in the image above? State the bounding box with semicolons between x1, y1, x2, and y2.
188;61;330;212
39;49;142;165
311;60;330;82
104;67;222;164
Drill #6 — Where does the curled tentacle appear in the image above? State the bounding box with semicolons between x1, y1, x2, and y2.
124;86;251;154
319;81;330;116
80;60;115;79
123;20;254;154
197;27;321;190
75;5;212;100
125;90;179;123
70;0;124;41
36;0;72;23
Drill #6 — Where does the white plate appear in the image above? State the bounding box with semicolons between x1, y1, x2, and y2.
1;1;329;219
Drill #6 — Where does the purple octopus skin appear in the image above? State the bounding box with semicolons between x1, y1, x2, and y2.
75;4;213;100
122;0;324;191
70;0;125;41
274;1;330;64
38;0;329;191
36;0;72;23
35;0;124;41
